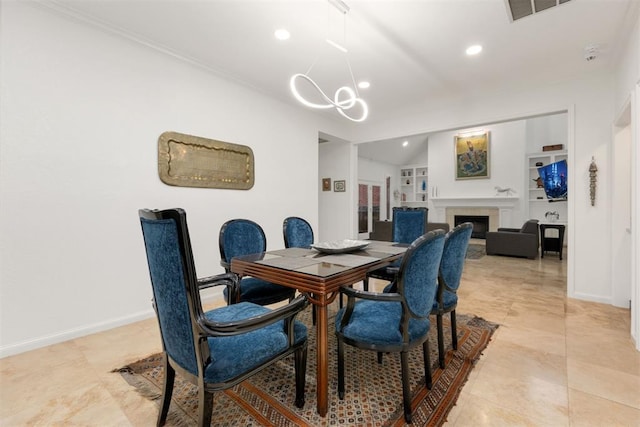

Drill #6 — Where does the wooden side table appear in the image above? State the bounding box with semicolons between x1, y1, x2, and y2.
540;223;566;260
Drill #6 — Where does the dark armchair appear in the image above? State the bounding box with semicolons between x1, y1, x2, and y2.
139;208;308;426
219;219;296;305
335;230;446;424
485;219;540;259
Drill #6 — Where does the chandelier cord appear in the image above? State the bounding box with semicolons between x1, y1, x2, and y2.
340;6;360;98
345;57;359;97
305;56;320;76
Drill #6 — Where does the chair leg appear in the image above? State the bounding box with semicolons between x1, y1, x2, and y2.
377;352;383;364
400;351;413;424
157;353;175;427
423;340;433;389
337;339;345;399
363;276;369;291
437;313;445;369
451;310;458;350
294;345;307;408
312;305;316;326
197;388;214;427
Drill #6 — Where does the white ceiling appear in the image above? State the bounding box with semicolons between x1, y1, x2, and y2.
47;0;636;163
356;133;429;166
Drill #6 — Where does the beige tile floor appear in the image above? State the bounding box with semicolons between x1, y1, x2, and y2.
1;247;639;426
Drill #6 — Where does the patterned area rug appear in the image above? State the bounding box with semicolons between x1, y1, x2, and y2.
115;307;497;426
465;243;486;260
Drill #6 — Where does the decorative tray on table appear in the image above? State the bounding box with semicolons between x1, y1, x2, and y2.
310;240;370;254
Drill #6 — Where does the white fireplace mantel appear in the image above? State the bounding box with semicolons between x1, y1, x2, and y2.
431;196;518;208
431;196;519;229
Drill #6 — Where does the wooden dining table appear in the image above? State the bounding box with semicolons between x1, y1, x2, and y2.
230;240;408;417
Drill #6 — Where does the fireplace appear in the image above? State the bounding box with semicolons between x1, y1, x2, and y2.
431;196;518;230
455;215;489;239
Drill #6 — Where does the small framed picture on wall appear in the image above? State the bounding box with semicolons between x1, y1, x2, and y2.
322;178;331;191
334;180;346;192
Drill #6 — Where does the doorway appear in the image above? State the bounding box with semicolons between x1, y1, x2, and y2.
612;102;632;308
358;181;381;239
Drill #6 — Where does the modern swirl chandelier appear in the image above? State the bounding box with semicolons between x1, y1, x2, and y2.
289;0;368;122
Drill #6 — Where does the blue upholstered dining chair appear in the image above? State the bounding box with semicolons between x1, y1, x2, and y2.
138;208;308;427
335;229;446;424
219;219;296;305
283;216;314;249
364;206;428;290
432;222;473;369
283;216;316;322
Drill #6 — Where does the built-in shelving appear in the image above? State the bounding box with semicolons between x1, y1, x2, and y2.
400;165;428;205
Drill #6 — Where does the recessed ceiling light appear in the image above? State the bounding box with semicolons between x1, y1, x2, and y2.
274;28;290;40
466;44;482;55
358;81;370;89
402;141;409;147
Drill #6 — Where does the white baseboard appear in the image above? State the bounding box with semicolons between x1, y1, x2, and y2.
568;292;612;305
0;292;225;359
0;309;154;359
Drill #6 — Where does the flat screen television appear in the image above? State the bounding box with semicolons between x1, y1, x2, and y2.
537;159;568;202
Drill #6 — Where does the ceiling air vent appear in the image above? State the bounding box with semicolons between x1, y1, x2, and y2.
506;0;570;22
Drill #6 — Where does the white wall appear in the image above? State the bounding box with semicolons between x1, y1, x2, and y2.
358;158;397;192
611;124;632;308
613;10;640;348
525;114;568;153
403;150;430;167
0;3;344;356
318;141;354;241
426;121;526;228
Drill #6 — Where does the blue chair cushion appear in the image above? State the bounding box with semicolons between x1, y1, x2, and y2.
223;277;296;306
335;299;430;346
204;302;307;383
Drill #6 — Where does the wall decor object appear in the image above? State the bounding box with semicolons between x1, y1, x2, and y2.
545;210;560;222
542;144;563;152
158;131;254;190
334;180;346;192
533;177;544;188
589;156;598;206
322;178;331;191
455;131;490;180
494;186;515;196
